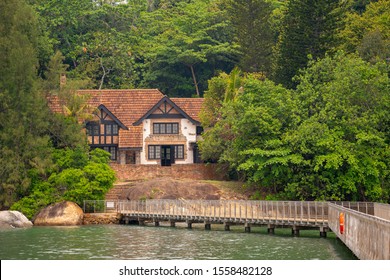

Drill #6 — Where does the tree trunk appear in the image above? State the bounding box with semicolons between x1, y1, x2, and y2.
99;56;110;90
189;64;200;97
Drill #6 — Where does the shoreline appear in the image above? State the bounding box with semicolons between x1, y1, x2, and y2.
83;212;120;225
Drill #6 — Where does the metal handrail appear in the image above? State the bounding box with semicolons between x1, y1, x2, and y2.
85;199;330;225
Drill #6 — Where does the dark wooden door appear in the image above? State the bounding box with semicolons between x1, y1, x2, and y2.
161;145;175;166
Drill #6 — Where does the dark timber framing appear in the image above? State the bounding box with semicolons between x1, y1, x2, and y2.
85;104;127;160
96;104;128;130
133;96;201;126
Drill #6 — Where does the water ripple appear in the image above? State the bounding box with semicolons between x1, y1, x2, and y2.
0;224;356;260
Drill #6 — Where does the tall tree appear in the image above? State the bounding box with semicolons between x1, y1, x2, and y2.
0;0;52;208
272;0;342;88
225;0;275;74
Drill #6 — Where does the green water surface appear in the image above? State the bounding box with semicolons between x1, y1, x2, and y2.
0;224;357;260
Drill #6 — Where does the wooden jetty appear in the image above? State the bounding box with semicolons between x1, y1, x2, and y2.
83;199;390;259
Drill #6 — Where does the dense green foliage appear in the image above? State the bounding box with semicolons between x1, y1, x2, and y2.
11;148;116;219
0;0;116;217
225;0;275;74
1;0;389;209
0;0;51;209
338;0;390;63
139;0;238;96
198;0;389;202
272;0;342;89
200;53;389;202
26;0;389;95
28;0;240;97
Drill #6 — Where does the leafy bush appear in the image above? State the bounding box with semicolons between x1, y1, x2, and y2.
11;148;115;219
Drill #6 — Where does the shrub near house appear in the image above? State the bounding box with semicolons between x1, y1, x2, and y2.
11;148;115;220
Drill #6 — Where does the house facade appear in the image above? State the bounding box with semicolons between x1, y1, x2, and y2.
48;89;204;166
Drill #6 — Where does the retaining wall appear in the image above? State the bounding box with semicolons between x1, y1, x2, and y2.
83;213;120;225
110;163;229;181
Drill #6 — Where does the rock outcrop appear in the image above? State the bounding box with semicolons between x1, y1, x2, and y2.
0;211;33;229
34;201;84;226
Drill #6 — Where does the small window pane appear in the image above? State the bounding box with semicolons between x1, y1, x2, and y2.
106;124;112;135
155;146;161;159
112;124;118;135
110;147;116;160
166;123;172;134
174;145;184;159
93;125;99;135
153;124;160;134
178;145;184;159
173;123;178;134
88;122;99;135
148;146;154;159
166;147;170;160
86;125;92;135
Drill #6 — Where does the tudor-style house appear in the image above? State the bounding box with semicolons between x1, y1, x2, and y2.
48;89;204;166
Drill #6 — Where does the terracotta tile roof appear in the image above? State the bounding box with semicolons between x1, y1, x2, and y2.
119;126;143;148
171;98;204;122
81;89;164;122
47;89;204;148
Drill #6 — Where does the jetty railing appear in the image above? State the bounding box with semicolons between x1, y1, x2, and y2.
373;203;390;221
331;201;374;215
115;200;329;226
83;200;119;213
328;203;390;260
331;201;390;220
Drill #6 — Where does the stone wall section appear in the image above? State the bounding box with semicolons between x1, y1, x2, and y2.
83;213;120;225
110;163;228;181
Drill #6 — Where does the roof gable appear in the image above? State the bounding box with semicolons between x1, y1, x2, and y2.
133;96;201;126
95;104;128;130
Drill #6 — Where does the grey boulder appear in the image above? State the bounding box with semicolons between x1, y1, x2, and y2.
0;211;33;229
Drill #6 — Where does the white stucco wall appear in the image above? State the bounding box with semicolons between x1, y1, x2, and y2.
140;119;153;165
180;119;196;164
140;118;197;165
